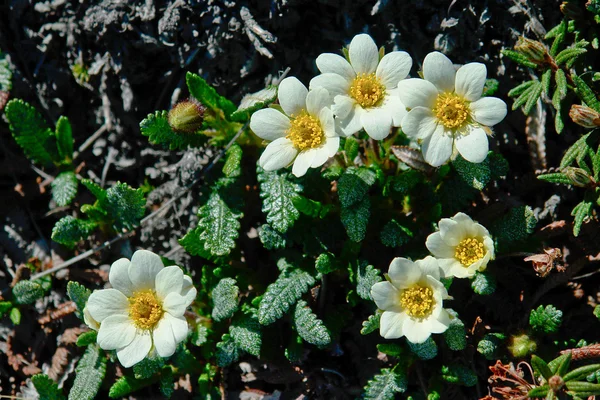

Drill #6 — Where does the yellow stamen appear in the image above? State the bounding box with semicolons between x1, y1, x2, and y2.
129;290;163;330
286;110;324;151
400;286;435;318
349;73;386;108
433;92;470;129
454;237;485;266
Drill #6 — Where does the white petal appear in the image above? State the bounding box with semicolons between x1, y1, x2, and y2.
165;313;189;343
87;289;129;323
278;77;308;116
338;106;364;137
250;108;290;141
439;258;472;278
422;126;453;167
423;52;456;92
83;307;100;331
455;62;487;102
371;281;402;312
381;91;407;127
348;33;379;74
426;232;456;257
97;315;136;350
376;51;412;89
416;256;442;281
292;149;316;177
401;107;437;139
361;107;392;140
324;136;340;157
309;73;350;103
259;138;298;171
180;275;197;305
155;266;184;300
484;236;495;259
402;317;433;344
153;316;177;358
380;311;407;339
388;258;421;287
397;78;438;109
318;107;336;136
309;146;332;169
331;95;354;119
439;217;466;246
306;87;331;116
163;292;188;317
109;258;133;297
455;127;489;163
316;53;355;81
116;331;152;368
430;309;451;334
470;97;507;126
129;250;164;291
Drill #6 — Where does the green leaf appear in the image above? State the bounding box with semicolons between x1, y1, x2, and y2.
10;307;21;325
293;300;331;347
538;172;572;185
292;195;331;219
215;334;241;367
338;167;376;207
555;47;587;66
159;368;174;398
501;49;538;68
186;72;236;118
452;153;494;190
0;50;12;92
13;280;44;305
361;311;381;335
258;268;316;325
258;168;301;233
477;333;504;360
230;312;262;356
523;81;544;115
211;278;239;322
315;253;338;275
285;331;303;363
441;364;477;387
102;182;146;231
532;355;553;380
344;136;360;161
258;224;286;250
231;85;277;122
530;305;563;334
109;376;154;398
560;132;597;170
563;363;600;382
341;196;370;242
444;313;467;351
32;374;65;400
541;69;552;95
549;352;571;376
140;111;206;150
0;301;12;317
408;338;438;360
195;192;242;256
574;75;600;112
68;345;106;400
493;205;537;246
67;281;91;319
55;116;74;162
356;264;381;301
222;144;242;178
51;216;98;248
508;80;537;97
81;179;107;202
380;220;412;248
555;69;568;101
52;171;78;207
362;367;407;400
76;330;98;347
133;357;164;380
572;199;593;236
377;343;403;357
471;271;496;295
482;78;499;97
5;99;55;166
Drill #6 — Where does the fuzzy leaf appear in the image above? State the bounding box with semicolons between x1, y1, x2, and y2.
0;51;12;92
231;85;277;122
541;69;552;95
68;345;106;400
258;268;315;325
452;153;495;190
441;364;477;387
555;69;568;101
102;182;146;231
341;196;370;242
196;192;242;256
471;271;497;295
483;79;499;97
222;144;242;178
315;253;338;275
338;167;376;207
258;168;301;233
537;172;572;185
530;305;563;334
13;280;44;305
52;171;78;207
344;136;360;161
55;116;74;162
501;49;538;68
293;300;331;347
361;311;381;335
76;331;98;347
67;281;91;319
408;338;438;360
523;81;543;115
555;47;587;66
215;334;241;367
572;199;593;236
133;357;164;380
5;99;55;166
109;376;153;398
140;111;206;150
32;374;65;400
211;278;239;322
258;224;286;250
444;314;467;351
362;367;407;400
560;132;595;169
230;312;262;356
574;75;600;112
52;216;98;248
356;264;382;301
508;80;537;97
186;72;236;118
380;220;413;248
477;333;505;360
493;205;537;246
292;195;332;219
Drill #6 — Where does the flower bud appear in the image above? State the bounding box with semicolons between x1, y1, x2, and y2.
168;99;206;133
569;104;600;128
548;375;565;391
562;167;594;187
508;334;537;358
514;37;548;63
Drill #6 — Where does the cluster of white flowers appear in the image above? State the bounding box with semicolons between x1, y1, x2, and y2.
84;250;196;368
250;33;507;176
371;212;494;343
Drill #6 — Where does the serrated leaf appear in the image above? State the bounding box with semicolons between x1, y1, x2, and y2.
196;192;242;256
51;216;98;248
523;81;543;115
133;357;164;380
441;364;477;387
32;374;65;400
508;80;537;97
380;220;412;248
55;116;73;162
186;72;236;118
555;69;568;101
76;330;98;347
292;195;332;219
258;268;315;325
102;182;146;231
108;376;154;398
13;280;44;305
530;305;563;334
52;171;78;206
344;136;360;161
341;196;370;242
230;312;262;356
361;311;381;335
140;111;206;150
159;368;174;398
501;49;538;68
362;367;407;400
315;253;337;275
338;167;376;207
67;281;91;319
211;278;239;322
555;47;587;66
452;153;493;190
541;69;552;95
444;313;467;351
492;205;537;246
356;264;381;301
471;271;496;295
538;172;572;185
5;99;55;166
560;132;595;169
0;51;12;92
572;199;593;236
293;300;331;347
477;333;505;360
258;168;301;233
178;228;214;259
231;85;277;122
574;75;600;112
68;345;106;400
222;144;242;177
258;224;286;250
215;334;241;367
408;338;438;360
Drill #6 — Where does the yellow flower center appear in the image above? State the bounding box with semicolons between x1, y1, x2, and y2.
349;73;386;108
433;92;470;129
454;237;485;266
286;110;325;151
129;290;163;330
400;285;435;318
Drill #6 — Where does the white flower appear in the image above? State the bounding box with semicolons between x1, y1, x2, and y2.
426;212;495;279
370;256;450;344
309;34;412;140
85;250;197;368
397;52;507;167
249;77;340;177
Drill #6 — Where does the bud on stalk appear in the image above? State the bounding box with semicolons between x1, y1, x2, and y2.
569;104;600;128
562;167;594;188
514;37;549;64
168;99;206;133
